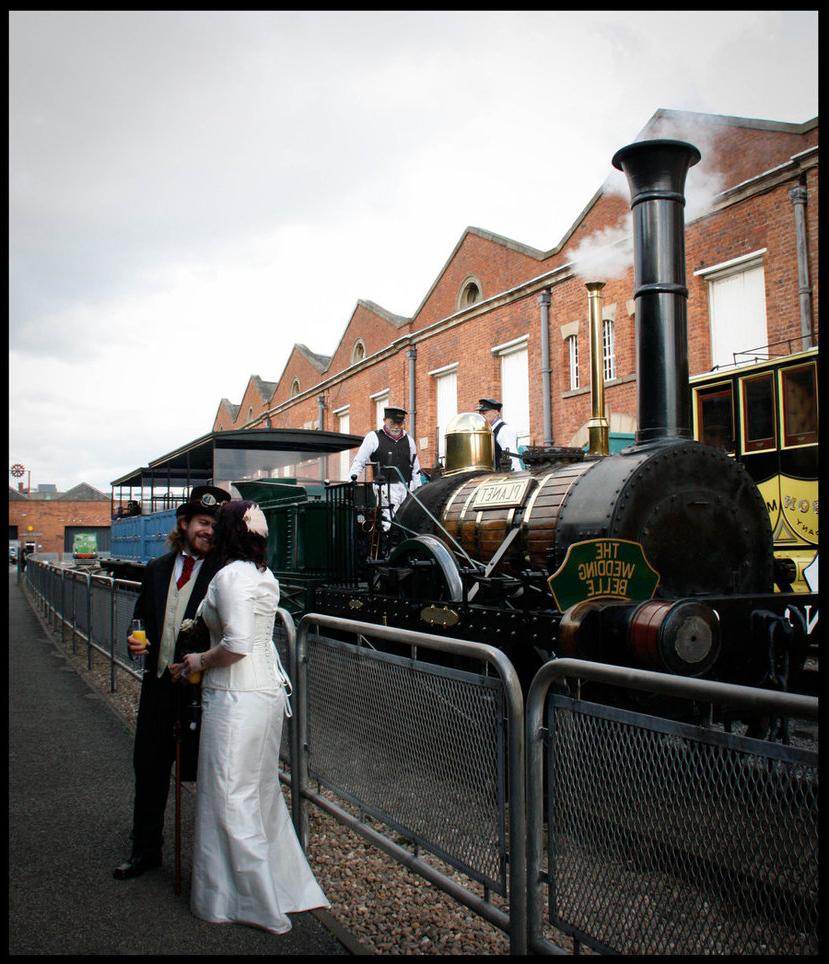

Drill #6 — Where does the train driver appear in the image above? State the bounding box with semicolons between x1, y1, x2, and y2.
477;398;521;471
349;406;422;530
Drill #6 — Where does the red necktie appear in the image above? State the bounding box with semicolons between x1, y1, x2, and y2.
177;555;195;590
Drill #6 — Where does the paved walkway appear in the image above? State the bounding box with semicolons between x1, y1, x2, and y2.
8;572;355;956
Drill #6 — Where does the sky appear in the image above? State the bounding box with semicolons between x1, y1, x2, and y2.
9;10;819;495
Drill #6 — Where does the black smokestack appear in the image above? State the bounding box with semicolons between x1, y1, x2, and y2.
611;139;701;444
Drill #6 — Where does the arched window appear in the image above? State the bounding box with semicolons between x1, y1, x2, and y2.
603;320;616;382
458;276;483;309
567;335;580;391
290;378;300;397
352;339;366;364
248;406;254;422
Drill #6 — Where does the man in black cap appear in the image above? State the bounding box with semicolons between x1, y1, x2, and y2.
477;399;521;472
349;406;422;530
113;484;231;879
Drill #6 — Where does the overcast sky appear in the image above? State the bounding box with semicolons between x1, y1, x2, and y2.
9;10;818;494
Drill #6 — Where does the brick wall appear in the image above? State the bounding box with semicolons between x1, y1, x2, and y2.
211;115;818;467
8;500;111;555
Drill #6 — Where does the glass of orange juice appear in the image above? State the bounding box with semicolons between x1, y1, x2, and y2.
130;618;148;656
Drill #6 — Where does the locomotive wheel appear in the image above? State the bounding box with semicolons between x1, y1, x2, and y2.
383;535;464;602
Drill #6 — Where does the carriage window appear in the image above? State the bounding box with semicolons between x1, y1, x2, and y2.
780;363;817;446
741;373;776;452
696;386;735;454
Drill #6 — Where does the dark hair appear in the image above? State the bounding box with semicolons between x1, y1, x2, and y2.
212;500;268;571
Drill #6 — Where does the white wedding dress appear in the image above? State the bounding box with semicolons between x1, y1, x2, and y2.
190;560;329;934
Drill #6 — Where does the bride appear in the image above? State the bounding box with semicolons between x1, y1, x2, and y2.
173;499;328;934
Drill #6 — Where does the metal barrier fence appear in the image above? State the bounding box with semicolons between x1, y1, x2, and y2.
26;561;144;686
527;659;819;955
23;561;818;956
294;613;527;955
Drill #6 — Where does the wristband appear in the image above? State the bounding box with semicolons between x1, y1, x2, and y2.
199;652;205;671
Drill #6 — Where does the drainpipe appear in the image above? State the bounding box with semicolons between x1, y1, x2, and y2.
407;345;417;441
538;289;553;445
789;185;814;350
317;394;327;482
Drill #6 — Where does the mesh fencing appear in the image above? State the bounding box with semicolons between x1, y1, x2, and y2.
546;696;818;955
304;632;507;892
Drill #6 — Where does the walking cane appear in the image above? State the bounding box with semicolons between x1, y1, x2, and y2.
174;711;182;896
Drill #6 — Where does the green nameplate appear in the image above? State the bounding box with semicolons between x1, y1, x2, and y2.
548;538;659;611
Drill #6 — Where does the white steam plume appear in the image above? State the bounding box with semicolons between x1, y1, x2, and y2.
569;214;633;282
571;113;729;282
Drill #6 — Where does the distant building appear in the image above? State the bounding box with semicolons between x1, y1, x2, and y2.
8;482;112;556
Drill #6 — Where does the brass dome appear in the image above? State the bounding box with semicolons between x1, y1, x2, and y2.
443;412;495;476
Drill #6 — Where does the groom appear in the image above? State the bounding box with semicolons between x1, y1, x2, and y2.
113;484;231;879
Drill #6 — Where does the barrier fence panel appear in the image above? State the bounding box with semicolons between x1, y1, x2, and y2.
527;659;819;956
296;613;526;955
113;580;143;682
272;613;294;769
90;575;113;655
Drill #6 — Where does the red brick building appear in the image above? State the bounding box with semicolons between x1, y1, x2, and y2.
212;109;818;477
8;483;111;557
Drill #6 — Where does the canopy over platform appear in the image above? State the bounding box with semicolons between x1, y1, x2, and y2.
111;427;364;512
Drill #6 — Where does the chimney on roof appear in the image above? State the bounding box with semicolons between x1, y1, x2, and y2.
18;483;24;493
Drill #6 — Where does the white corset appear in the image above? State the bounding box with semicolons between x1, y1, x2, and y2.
196;560;291;700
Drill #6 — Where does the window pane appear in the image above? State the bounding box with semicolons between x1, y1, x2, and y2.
781;364;817;445
742;374;775;451
697;387;735;453
568;336;579;390
435;370;457;461
603;320;615;381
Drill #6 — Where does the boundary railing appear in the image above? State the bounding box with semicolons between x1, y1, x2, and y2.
526;659;819;955
23;560;818;956
294;613;527;955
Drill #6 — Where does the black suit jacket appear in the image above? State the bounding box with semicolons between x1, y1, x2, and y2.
131;550;224;780
132;550;222;678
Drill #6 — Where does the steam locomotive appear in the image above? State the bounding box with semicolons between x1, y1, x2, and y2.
237;138;817;698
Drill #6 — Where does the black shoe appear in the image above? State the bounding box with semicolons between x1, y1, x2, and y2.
113;851;162;879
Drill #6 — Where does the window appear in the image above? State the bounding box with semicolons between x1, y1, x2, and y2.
567;335;580;390
696;384;735;454
372;391;389;428
335;408;351;479
695;252;768;369
602;319;616;382
248;406;254;422
432;366;458;463
498;343;530;451
290;378;301;397
458;277;482;309
352;340;366;364
741;373;776;452
780;362;817;447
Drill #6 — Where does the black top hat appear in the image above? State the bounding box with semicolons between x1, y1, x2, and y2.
477;398;502;412
383;407;407;422
176;484;232;518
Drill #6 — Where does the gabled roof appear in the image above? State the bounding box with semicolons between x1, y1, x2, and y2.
8;485;28;501
356;299;411;329
218;398;240;421
295;344;332;373
59;483;109;501
250;375;278;403
410;226;548;323
637;107;817;138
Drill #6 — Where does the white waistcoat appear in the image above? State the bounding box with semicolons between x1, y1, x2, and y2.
157;566;198;677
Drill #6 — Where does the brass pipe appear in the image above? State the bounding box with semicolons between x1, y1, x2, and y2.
586;281;609;456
